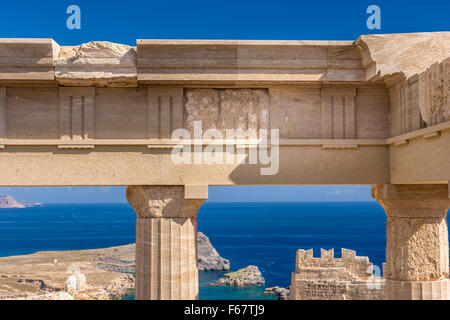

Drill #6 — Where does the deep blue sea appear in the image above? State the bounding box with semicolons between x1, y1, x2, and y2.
0;202;387;300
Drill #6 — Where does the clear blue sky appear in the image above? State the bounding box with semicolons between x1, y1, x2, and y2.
0;1;447;203
0;0;448;45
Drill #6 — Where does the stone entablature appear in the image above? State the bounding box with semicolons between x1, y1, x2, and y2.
387;57;450;137
0;86;391;141
137;39;365;83
356;32;450;81
0;34;448;140
290;248;385;300
0;39;58;82
1;33;448;131
0;33;448;187
0;34;449;301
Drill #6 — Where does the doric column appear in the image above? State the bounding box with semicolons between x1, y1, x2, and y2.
126;185;207;300
372;184;450;300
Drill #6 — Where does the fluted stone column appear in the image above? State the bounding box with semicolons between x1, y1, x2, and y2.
126;185;207;300
373;184;450;300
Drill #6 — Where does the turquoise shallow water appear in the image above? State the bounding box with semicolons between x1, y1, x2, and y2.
199;272;277;300
121;272;277;300
0;201;388;300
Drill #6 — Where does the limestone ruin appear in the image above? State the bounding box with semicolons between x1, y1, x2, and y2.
290;248;385;300
0;32;449;300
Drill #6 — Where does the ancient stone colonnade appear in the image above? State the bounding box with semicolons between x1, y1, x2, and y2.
0;32;449;300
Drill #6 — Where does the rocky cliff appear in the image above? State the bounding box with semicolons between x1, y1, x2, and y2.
95;232;230;273
197;232;230;271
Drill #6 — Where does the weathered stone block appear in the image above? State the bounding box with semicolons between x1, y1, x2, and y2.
341;249;356;260
184;89;269;135
269;88;321;139
56;42;137;87
95;88;148;139
0;39;58;82
6;88;59;139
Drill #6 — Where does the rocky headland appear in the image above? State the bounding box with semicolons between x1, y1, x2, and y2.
211;265;265;287
0;196;25;208
198;232;230;271
0;246;134;300
94;232;230;274
0;232;229;300
0;195;43;209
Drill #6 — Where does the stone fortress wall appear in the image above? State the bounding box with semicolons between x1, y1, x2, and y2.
290;248;385;300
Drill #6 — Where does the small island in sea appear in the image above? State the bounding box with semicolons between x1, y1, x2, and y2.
211;266;265;287
0;195;43;209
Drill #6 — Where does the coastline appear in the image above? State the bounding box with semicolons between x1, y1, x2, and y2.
0;245;135;300
0;202;388;300
0;236;232;300
0;246;276;301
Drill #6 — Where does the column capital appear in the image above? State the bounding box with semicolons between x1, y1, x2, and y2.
372;184;450;218
126;185;207;219
373;184;450;292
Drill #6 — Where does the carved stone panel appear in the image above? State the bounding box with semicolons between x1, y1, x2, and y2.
320;87;356;139
148;87;184;139
59;87;95;140
184;89;269;135
390;80;423;136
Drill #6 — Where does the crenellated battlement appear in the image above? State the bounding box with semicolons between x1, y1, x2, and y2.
291;248;385;300
295;248;372;279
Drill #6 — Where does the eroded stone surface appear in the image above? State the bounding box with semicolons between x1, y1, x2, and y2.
184;89;269;135
356;33;450;128
386;216;448;281
198;232;230;271
55;41;137;86
372;184;450;299
372;185;450;281
373;184;450;282
126;186;205;218
418;57;450;125
357;32;450;79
